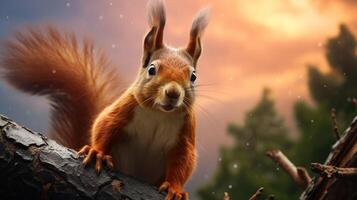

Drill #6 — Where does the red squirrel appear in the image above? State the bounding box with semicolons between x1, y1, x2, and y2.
1;0;209;199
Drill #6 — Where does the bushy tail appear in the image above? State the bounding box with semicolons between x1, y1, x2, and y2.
0;27;121;150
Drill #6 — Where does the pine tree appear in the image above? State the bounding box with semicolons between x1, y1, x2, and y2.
197;24;357;200
293;24;357;166
197;89;295;200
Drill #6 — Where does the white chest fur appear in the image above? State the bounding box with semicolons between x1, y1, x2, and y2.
110;106;185;184
125;106;185;150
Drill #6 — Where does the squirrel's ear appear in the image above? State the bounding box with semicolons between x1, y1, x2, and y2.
186;7;210;67
142;0;166;68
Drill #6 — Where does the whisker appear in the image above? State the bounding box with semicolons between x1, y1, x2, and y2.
195;90;232;96
140;95;156;106
193;102;219;127
185;86;233;97
194;82;224;87
195;94;226;105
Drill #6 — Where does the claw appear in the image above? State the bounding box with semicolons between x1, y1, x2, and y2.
165;190;174;200
173;193;182;200
78;145;114;173
104;155;114;170
181;192;188;200
83;149;96;166
78;145;91;156
159;181;188;200
159;181;170;192
95;153;103;173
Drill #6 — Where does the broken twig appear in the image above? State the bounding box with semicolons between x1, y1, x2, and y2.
248;187;264;200
266;150;311;190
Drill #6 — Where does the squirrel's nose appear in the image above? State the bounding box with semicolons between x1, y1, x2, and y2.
165;89;180;99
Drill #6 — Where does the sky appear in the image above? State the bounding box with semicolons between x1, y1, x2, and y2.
0;0;357;197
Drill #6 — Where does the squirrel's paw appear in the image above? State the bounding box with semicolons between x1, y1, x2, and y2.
159;181;188;200
78;145;114;173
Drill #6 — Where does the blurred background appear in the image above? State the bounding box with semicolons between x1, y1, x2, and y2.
1;0;357;199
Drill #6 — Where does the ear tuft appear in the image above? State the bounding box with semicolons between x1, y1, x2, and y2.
186;6;211;67
142;0;167;67
190;7;210;39
147;0;166;29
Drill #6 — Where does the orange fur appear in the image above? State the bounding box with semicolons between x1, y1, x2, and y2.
160;111;196;199
1;27;121;149
2;1;209;199
91;93;137;153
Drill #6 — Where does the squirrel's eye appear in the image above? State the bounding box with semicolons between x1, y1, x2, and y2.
190;72;197;83
148;64;156;76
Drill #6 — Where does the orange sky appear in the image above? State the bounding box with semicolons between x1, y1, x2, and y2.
1;0;357;195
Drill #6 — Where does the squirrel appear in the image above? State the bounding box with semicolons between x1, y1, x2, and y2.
0;0;209;199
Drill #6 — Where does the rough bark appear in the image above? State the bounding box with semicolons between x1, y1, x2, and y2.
311;163;357;178
300;116;357;200
0;115;165;200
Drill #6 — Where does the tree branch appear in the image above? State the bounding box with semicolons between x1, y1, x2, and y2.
248;187;264;200
0;115;165;199
300;115;357;200
266;150;311;190
331;108;340;140
311;163;357;178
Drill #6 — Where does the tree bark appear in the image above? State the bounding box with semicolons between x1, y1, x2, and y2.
0;115;165;200
311;163;357;178
300;116;357;200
